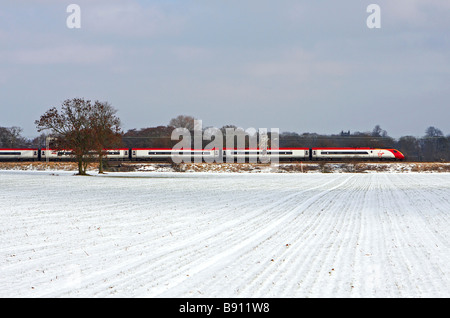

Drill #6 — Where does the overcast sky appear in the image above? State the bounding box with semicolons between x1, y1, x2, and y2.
1;0;449;138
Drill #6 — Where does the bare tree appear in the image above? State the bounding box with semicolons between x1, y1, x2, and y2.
372;125;387;137
425;126;444;138
423;126;446;161
0;126;31;148
90;101;122;173
123;126;173;148
91;101;122;173
397;136;419;161
35;98;123;174
169;115;196;131
35;98;96;175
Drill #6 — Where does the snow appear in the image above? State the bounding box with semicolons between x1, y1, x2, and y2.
2;161;450;174
1;170;450;297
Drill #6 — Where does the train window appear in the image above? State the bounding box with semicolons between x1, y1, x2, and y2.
149;151;172;155
321;151;368;155
58;151;73;156
0;152;21;155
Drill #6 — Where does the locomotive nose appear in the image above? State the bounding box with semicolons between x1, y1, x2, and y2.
392;149;405;160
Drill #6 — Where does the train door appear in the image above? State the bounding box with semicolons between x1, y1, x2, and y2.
214;149;222;162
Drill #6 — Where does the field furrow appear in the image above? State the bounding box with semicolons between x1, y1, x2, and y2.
1;170;450;297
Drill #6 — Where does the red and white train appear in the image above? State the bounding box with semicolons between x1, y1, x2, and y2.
0;147;405;161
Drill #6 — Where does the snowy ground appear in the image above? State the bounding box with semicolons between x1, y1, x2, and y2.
1;170;450;297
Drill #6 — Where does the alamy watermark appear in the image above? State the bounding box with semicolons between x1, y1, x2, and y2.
66;4;81;29
367;4;381;29
171;120;280;165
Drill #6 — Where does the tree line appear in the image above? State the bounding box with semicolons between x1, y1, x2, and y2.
1;99;450;175
121;120;450;162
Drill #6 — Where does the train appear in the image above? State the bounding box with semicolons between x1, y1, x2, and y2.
0;147;405;161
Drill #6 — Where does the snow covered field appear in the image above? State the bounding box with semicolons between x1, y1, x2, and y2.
1;170;450;297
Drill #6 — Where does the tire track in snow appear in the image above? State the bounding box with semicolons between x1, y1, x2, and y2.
380;174;450;296
233;174;366;297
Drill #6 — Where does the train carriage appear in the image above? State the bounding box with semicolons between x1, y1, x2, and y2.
223;148;309;162
131;148;218;161
102;149;129;160
271;148;309;161
41;149;129;160
311;148;404;160
223;148;259;162
40;149;74;160
0;148;39;161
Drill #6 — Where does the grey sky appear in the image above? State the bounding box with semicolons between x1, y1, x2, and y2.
0;0;449;138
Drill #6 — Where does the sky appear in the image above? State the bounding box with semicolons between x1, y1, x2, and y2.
0;0;449;138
